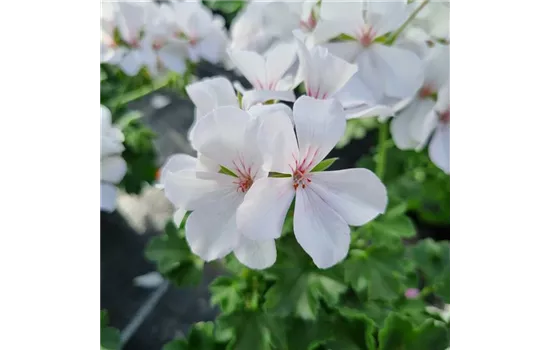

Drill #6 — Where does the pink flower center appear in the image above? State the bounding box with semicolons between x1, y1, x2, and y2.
299;14;317;31
419;85;435;99
153;40;164;51
439;108;450;124
232;157;256;193
290;147;319;191
129;38;140;49
359;26;376;47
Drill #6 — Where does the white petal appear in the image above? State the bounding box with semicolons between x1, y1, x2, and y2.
233;237;277;270
100;183;118;213
241;90;296;109
164;170;235;210
228;49;267;89
185;191;243;261
195;26;228;64
320;1;364;26
370;44;424;99
294;186;350;269
365;0;410;36
355;49;385;103
158;44;187;74
334;73;377;112
118;50;143;76
293;96;346;170
265;41;297;87
159;154;198;186
296;38;357;100
407;99;438;148
435;83;450;114
309;168;387;226
173;207;187;227
311;19;360;45
345;104;394;120
429;124;450;174
424;44;450;90
256;109;299;174
186;76;239;116
237;177;295;241
390;101;422;150
248;103;293;123
322;41;362;62
101;156;127;184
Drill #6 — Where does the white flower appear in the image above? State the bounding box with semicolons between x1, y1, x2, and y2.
237;96;388;268
161;107;284;269
390;44;449;173
101;2;127;64
412;1;450;42
228;1;276;54
314;0;424;103
156;153;200;226
294;31;393;120
228;41;298;108
185;76;293;150
101;106;127;213
167;0;228;64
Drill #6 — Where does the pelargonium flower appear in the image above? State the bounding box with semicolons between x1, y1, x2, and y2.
237;96;388;268
161;106;291;269
100;2;127;64
101;106;127;213
390;44;450;173
185;76;293;150
314;0;424;103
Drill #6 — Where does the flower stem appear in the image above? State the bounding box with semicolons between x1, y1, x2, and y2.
106;74;174;107
386;0;430;45
376;121;389;180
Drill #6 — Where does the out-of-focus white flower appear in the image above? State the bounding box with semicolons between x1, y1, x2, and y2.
101;106;127;213
166;0;228;64
294;31;393;120
185;76;293;150
390;44;449;173
237;96;388;268
161;107;281;269
228;41;298;108
314;1;424;103
101;2;127;64
412;1;450;42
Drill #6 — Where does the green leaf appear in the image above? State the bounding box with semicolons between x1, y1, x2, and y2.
378;312;414;350
163;322;225;350
310;157;338;172
285;317;333;350
219;165;238;177
410;239;450;302
216;312;272;350
100;310;121;350
379;313;450;350
269;172;292;178
370;214;416;239
263;238;347;320
344;246;406;300
145;221;203;287
209;276;247;314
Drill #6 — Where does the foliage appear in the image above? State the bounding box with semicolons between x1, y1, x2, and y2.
101;310;121;350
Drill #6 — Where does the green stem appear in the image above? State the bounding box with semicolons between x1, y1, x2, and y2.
376;122;389;180
386;0;430;45
106;74;173;107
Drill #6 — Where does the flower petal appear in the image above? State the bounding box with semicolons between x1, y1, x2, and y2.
159;154;198;187
294;186;350;269
227;48;267;89
355;49;385;103
370;44;424;99
345;104;394;120
185;191;243;261
100;182;118;213
101;156;127;184
233;237;277;270
295;37;357;100
265;41;297;88
237;177;295;241
293;96;346;169
309;168;387;226
255;109;299;174
158;43;187;74
424;44;450;90
365;0;410;36
241;89;296;109
118;50;143;76
164;170;235;210
429;124;450;174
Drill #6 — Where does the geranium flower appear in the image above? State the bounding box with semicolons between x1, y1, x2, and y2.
101;106;127;212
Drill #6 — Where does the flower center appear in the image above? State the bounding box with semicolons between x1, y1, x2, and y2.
129;38;140;49
438;109;450;124
359;25;376;47
419;85;435;99
293;168;311;190
236;175;254;193
299;13;317;32
232;157;256;193
152;40;164;51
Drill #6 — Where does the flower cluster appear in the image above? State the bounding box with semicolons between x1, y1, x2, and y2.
100;0;228;76
100;106;127;212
